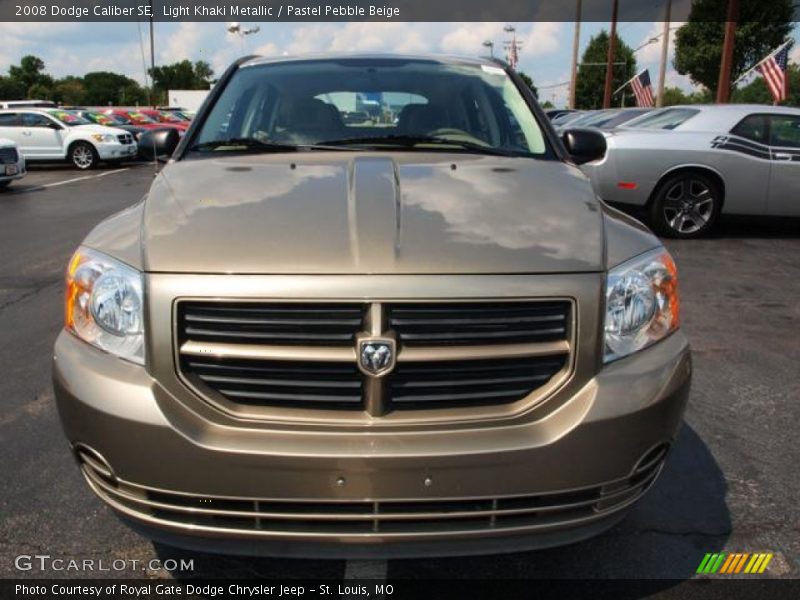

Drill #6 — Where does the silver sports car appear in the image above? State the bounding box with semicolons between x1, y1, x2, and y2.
581;104;800;238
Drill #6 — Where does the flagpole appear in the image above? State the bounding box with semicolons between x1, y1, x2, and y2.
733;39;793;86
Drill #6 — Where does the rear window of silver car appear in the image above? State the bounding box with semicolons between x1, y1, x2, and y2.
622;108;700;130
194;58;548;156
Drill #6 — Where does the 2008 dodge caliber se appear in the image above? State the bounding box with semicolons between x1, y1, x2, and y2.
53;55;691;557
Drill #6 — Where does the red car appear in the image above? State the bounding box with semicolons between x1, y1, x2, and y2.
138;109;190;131
104;109;186;135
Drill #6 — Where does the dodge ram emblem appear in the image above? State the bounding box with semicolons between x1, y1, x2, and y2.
358;339;396;376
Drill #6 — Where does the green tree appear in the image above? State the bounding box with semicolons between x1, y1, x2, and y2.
732;64;800;105
575;30;637;109
8;55;54;98
0;76;24;100
541;100;555;109
673;0;794;98
82;71;146;106
517;71;538;97
27;83;52;101
53;76;86;105
660;86;690;106
149;60;214;102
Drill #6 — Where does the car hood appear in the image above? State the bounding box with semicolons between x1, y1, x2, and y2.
73;124;129;136
142;153;604;274
0;137;15;147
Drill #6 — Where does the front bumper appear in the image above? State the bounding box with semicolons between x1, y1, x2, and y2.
0;157;25;182
53;330;691;557
95;142;138;160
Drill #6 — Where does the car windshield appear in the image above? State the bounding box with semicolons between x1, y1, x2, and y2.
46;110;91;126
85;112;117;126
623;108;700;130
192;58;548;157
126;112;157;124
158;111;184;123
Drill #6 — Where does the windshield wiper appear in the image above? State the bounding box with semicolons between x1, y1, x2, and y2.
317;135;522;157
190;138;357;153
190;138;303;153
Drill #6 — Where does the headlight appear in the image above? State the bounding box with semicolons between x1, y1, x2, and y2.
91;133;116;143
604;248;679;363
65;247;145;365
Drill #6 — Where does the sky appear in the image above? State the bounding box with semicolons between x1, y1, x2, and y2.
1;20;798;107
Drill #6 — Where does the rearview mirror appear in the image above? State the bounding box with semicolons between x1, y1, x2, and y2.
137;128;180;161
561;128;607;165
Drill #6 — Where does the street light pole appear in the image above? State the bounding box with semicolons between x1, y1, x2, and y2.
149;0;155;108
603;0;619;109
656;0;672;107
716;0;739;103
482;40;494;58
569;0;582;109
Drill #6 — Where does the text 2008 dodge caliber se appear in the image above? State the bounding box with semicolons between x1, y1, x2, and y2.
53;55;691;558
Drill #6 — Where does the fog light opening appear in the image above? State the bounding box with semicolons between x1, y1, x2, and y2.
72;443;118;486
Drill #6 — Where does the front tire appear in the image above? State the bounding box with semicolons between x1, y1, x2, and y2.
69;142;99;170
649;172;721;238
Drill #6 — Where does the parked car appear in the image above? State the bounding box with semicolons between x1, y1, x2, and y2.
550;110;585;128
0;108;136;169
558;108;653;133
582;104;800;238
138;109;190;132
103;109;184;136
0;137;25;189
0;100;56;109
53;54;690;558
545;108;577;121
76;110;148;139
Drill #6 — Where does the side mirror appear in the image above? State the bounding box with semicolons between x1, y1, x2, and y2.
137;128;180;161
561;128;607;165
48;122;63;130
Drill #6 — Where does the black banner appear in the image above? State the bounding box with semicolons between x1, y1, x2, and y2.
3;579;800;600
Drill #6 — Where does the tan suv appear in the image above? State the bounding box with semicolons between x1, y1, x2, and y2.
53;55;691;558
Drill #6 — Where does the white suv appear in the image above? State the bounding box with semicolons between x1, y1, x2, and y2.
0;137;25;189
0;109;137;170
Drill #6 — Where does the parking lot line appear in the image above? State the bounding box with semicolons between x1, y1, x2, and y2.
9;167;131;194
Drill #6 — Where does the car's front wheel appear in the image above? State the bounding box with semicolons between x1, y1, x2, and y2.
69;142;99;170
649;172;721;238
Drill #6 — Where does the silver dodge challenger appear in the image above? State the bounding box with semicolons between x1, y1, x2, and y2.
581;104;800;238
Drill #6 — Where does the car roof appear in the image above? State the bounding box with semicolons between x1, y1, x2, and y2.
241;53;507;69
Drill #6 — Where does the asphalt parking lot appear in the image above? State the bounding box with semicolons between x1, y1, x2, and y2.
0;163;798;590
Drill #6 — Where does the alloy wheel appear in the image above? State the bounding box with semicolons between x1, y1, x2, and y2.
661;178;715;235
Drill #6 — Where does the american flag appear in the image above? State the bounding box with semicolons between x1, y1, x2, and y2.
756;41;793;103
630;69;655;107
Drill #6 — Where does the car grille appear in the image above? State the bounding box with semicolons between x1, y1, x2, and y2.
387;301;569;346
177;300;573;415
0;147;18;164
81;444;667;538
117;134;134;145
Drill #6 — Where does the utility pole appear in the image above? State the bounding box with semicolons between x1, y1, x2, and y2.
716;0;739;103
603;0;619;108
656;0;672;107
569;0;582;109
149;0;156;108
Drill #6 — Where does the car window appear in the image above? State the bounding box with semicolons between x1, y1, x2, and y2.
194;59;549;156
731;114;768;144
623;108;700;130
21;113;55;128
769;115;800;149
0;113;20;126
46;110;91;126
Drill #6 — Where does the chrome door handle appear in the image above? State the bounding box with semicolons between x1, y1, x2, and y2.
22;130;32;136
773;152;794;161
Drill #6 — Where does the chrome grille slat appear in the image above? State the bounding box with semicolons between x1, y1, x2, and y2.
0;147;18;164
388;301;571;346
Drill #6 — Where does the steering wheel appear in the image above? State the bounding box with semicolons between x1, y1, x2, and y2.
426;128;491;147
